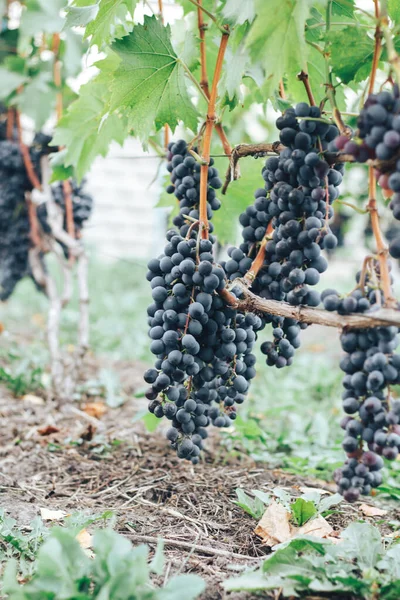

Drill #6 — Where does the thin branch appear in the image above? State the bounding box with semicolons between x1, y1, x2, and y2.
297;70;316;106
221;141;400;193
197;0;210;98
380;0;400;85
195;3;232;157
367;167;396;307
126;533;262;561
186;0;227;34
199;28;230;239
227;280;400;329
368;0;383;95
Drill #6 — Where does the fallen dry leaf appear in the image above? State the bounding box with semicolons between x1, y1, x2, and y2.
83;402;107;419
254;500;291;545
298;515;333;538
76;529;93;549
40;508;66;521
255;502;334;547
22;394;45;406
37;425;60;436
299;487;330;495
359;504;387;517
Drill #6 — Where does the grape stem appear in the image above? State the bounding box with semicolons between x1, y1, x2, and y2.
156;0;170;148
186;0;228;34
368;0;382;95
367;167;396;307
6;107;14;140
242;222;274;285
222;141;400;193
223;279;400;329
195;2;232;157
297;71;316;106
380;0;400;85
199;28;230;240
53;33;76;247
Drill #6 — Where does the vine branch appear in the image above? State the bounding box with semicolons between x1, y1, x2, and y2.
225;281;400;329
199;28;230;239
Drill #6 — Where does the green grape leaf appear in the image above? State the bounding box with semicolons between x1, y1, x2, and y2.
68;0;138;48
328;26;374;83
388;0;400;24
218;47;248;110
61;31;86;78
19;0;65;44
247;0;318;97
222;0;256;24
16;73;57;129
49;150;74;183
109;16;198;142
332;0;355;17
64;4;99;29
52;79;128;181
0;29;19;65
0;68;27;100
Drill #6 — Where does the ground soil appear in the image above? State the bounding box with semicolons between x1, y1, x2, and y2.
1;354;399;600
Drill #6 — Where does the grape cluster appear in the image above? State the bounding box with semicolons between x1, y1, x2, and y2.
166;139;222;238
225;103;342;367
0;118;91;300
144;140;259;462
327;266;400;501
37;179;93;257
335;88;400;260
0;134;51;299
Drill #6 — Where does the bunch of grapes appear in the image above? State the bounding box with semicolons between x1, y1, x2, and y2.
224;103;342;367
166;139;221;237
144;140;260;463
0;134;49;300
0;121;92;299
335;88;400;259
37;179;93;258
327;265;400;501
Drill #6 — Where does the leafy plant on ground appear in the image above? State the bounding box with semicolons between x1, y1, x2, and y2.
234;488;343;526
2;527;205;600
224;523;400;599
0;357;44;397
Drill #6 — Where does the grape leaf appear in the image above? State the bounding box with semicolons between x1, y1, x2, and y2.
247;0;318;97
332;0;355;18
67;0;138;47
19;0;65;43
388;0;400;24
218;47;249;110
64;4;99;29
327;26;374;83
222;0;256;24
0;68;27;99
16;73;57;129
109;16;198;142
52;79;127;181
61;31;85;78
